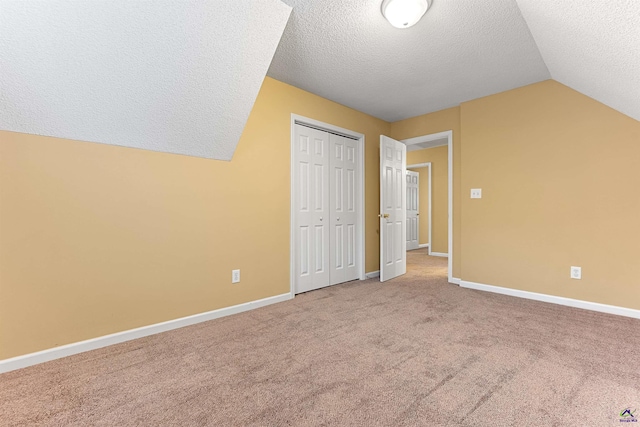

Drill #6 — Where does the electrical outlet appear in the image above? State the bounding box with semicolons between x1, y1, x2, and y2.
232;269;240;283
570;266;581;280
470;188;482;199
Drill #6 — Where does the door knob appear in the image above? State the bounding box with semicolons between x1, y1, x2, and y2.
383;214;389;218
319;217;323;221
337;217;340;221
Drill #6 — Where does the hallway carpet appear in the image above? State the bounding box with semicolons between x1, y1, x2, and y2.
2;249;640;426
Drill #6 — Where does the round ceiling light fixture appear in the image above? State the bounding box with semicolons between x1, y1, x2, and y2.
381;0;431;29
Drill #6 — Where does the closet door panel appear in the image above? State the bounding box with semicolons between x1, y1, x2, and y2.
329;133;359;285
294;124;330;293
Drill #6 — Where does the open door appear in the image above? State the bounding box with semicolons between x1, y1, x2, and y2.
380;135;407;282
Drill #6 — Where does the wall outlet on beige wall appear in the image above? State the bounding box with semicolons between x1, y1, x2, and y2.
570;266;581;280
232;270;240;284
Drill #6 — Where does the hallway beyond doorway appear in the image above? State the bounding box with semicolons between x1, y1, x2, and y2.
406;247;447;280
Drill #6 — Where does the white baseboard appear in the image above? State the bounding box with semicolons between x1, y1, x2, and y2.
365;270;380;279
419;243;430;248
460;280;640;320
450;277;461;285
0;293;292;374
430;252;448;258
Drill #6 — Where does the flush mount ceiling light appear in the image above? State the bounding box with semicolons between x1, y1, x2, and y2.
381;0;431;29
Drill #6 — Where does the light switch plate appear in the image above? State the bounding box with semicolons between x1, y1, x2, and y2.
470;188;482;199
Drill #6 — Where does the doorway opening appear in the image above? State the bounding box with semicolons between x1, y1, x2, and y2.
402;131;453;283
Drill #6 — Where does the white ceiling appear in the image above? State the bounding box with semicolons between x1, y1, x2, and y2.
1;1;636;162
515;0;640;122
269;0;551;122
270;0;639;123
0;0;291;160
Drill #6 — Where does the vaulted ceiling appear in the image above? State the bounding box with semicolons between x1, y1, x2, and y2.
515;0;640;122
0;0;291;160
1;1;637;161
269;0;551;122
270;0;639;122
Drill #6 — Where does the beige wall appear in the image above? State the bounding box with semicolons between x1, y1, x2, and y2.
390;107;461;277
0;77;390;360
459;80;640;309
407;146;448;252
4;76;639;360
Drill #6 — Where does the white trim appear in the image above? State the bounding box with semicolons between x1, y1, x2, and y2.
290;117;296;298
451;277;461;285
429;162;433;256
0;293;292;374
446;131;453;284
418;243;430;248
290;115;366;295
407;162;432;255
402;130;453;283
365;270;381;279
430;252;448;257
460;281;640;320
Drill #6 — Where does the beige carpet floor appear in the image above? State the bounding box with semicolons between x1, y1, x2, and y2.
2;248;640;426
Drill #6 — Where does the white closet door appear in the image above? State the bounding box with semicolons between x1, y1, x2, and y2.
329;133;359;285
294;124;330;293
406;170;419;251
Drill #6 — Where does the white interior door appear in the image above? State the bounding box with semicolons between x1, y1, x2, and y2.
330;133;359;285
294;123;361;294
406;170;419;251
380;135;406;282
294;125;330;293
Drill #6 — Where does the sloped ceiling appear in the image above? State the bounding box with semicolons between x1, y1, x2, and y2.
269;0;551;122
0;0;291;160
270;0;639;123
1;0;636;161
515;0;640;122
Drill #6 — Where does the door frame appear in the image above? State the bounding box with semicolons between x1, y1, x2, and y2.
406;163;432;254
402;130;454;284
290;114;366;297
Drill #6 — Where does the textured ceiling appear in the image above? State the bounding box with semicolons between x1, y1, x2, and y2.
0;0;291;160
2;1;636;163
269;0;551;122
515;0;640;122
